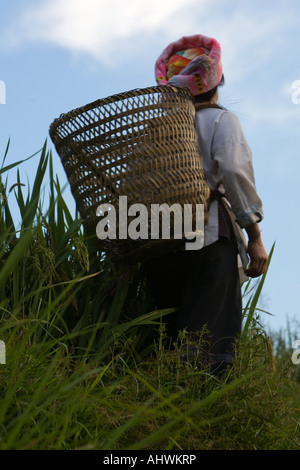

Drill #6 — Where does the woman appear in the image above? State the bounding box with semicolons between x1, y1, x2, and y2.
145;34;268;373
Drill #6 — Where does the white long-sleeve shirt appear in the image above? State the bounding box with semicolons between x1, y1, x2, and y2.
195;107;264;277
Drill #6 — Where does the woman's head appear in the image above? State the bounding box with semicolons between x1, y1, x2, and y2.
155;34;223;96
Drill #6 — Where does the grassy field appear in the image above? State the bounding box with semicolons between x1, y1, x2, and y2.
0;142;299;450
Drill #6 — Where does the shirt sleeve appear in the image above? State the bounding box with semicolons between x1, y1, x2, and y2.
212;111;264;229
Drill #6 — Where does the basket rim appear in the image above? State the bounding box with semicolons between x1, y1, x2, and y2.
49;86;194;139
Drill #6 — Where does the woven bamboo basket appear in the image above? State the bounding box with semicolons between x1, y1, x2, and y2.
49;86;210;262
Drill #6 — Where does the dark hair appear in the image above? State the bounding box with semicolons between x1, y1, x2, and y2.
194;74;225;103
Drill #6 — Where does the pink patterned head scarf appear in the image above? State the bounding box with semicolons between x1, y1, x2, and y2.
155;34;222;95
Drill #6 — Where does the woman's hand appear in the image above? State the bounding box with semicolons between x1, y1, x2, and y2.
245;223;268;278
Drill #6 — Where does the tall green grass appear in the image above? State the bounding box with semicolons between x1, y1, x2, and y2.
0;141;165;359
0;142;299;450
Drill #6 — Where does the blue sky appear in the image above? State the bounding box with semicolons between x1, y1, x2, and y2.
0;0;299;334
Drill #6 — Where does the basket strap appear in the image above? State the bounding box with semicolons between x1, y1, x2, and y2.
194;103;224;111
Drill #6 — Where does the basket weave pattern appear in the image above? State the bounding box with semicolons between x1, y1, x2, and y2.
49;86;210;260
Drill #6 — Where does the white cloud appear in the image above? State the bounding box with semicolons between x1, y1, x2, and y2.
4;0;203;64
1;0;298;88
3;0;297;134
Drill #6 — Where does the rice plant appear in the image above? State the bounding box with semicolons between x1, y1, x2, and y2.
0;141;299;450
